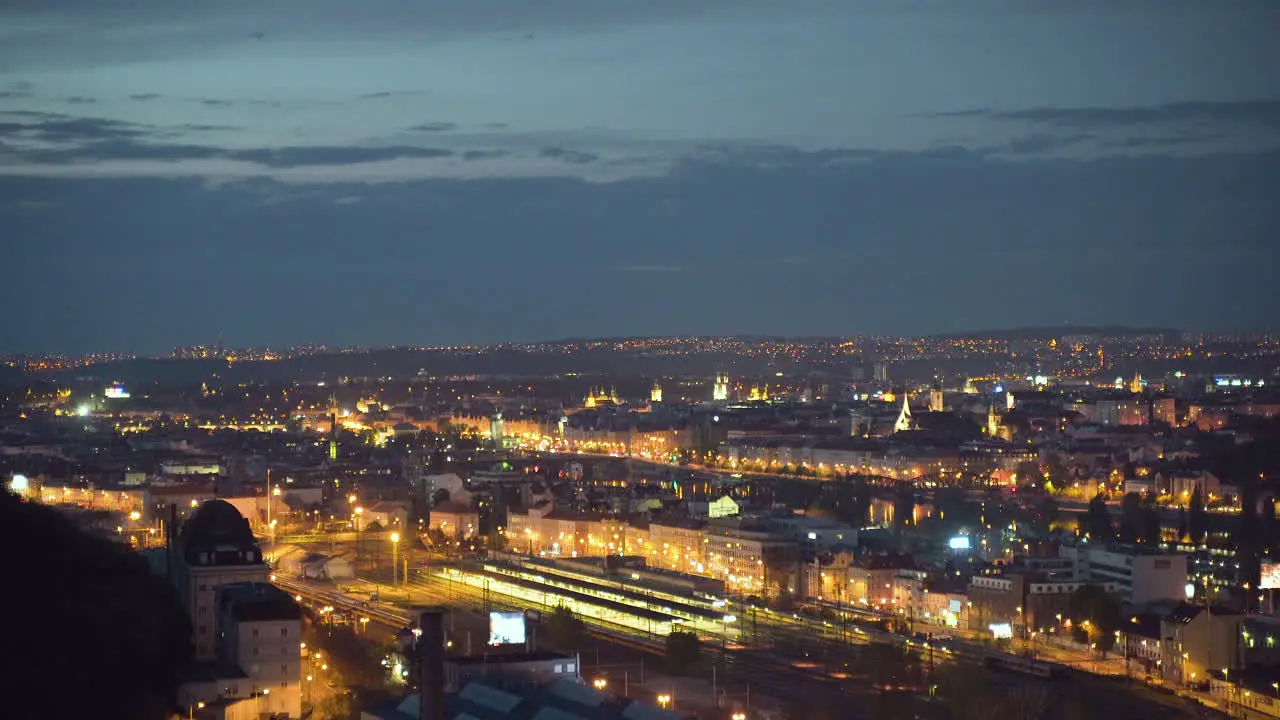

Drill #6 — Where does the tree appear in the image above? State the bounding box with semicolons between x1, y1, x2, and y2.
1002;685;1051;720
1084;493;1114;541
772;586;795;612
320;624;389;690
1118;492;1143;543
546;606;586;651
3;489;193;719
1188;485;1207;544
1068;584;1121;653
314;693;357;720
1045;455;1071;489
1015;460;1042;488
1262;495;1279;557
664;630;700;675
1032;495;1059;537
1138;500;1163;545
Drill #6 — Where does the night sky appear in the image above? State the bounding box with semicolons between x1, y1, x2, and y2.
2;0;1278;354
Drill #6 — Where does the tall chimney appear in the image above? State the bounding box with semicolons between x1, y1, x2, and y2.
166;503;178;580
418;611;446;720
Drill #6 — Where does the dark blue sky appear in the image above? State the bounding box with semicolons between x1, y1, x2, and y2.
2;0;1278;353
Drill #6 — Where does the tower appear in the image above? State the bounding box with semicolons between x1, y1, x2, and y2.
328;394;339;460
1129;372;1144;394
894;394;915;433
650;380;663;404
987;403;1000;437
712;373;730;402
929;385;944;413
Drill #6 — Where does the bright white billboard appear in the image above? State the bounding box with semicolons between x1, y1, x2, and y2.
489;612;526;646
1261;562;1280;590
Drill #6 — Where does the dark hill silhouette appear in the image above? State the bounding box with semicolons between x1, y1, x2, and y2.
1;490;192;720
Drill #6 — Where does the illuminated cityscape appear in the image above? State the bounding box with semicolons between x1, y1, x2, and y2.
3;328;1280;719
4;0;1278;718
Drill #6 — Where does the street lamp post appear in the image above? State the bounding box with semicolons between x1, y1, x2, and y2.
391;532;401;586
656;693;672;710
188;701;205;719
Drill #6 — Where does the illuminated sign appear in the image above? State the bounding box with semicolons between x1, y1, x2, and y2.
104;383;130;399
1262;563;1280;590
489;612;526;646
989;623;1013;639
948;536;971;550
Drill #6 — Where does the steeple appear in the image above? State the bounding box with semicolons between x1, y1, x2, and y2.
894;394;915;433
712;372;730;402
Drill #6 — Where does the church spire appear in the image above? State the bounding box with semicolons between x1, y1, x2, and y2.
894;394;915;433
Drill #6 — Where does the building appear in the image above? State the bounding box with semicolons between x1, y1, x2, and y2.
176;500;272;660
430;501;480;540
365;613;687;720
1061;543;1189;605
968;571;1114;639
704;519;799;597
216;583;303;717
165;501;304;719
366;500;412;533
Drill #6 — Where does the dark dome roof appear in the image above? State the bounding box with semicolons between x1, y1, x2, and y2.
181;499;255;552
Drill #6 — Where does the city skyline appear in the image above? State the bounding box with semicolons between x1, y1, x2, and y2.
3;0;1279;352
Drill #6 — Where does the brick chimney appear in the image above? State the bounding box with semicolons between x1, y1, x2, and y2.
418;612;445;720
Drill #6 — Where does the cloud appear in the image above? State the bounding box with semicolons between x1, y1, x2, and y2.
0;112;149;143
621;264;686;273
929;100;1280;132
1001;133;1093;155
0;113;458;169
17;141;225;165
461;150;511;161
200;99;232;107
1108;134;1223;149
129;93;162;101
540;147;599;164
1;142;1277;352
408;122;458;133
227;145;453;168
360;91;431;100
63;96;96;105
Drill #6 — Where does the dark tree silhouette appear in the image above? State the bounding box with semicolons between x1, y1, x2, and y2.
664;630;700;675
1069;584;1121;653
546;606;585;650
1118;492;1143;543
1035;494;1060;537
2;490;192;720
1262;495;1279;558
1084;494;1114;541
1138;500;1163;545
1188;485;1207;544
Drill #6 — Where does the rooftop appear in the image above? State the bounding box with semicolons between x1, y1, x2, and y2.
367;678;687;720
